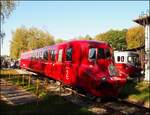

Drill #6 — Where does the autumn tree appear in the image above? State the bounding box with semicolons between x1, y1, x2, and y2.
10;26;28;59
126;26;144;49
27;27;55;50
10;26;55;59
95;29;127;50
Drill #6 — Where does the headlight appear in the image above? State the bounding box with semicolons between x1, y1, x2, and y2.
101;77;107;81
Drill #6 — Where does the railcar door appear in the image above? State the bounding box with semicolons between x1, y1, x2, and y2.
48;49;56;79
64;44;80;86
54;48;64;81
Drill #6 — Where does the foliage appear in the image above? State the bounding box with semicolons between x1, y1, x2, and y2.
10;26;55;59
126;26;144;49
95;29;127;50
119;81;149;102
78;35;93;40
0;0;17;44
0;0;17;22
55;38;65;44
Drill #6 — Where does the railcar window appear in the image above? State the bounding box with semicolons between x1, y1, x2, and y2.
134;56;139;63
121;56;124;62
39;51;43;60
105;49;111;58
43;50;48;61
98;48;105;59
36;52;39;60
117;56;120;62
58;49;63;62
51;50;56;62
89;48;96;60
128;56;133;63
66;48;72;61
49;50;52;61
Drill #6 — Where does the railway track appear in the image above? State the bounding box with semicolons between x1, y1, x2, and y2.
1;69;150;115
60;86;150;115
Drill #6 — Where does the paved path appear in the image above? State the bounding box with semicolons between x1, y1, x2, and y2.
0;78;37;105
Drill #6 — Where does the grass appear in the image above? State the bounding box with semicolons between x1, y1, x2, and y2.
0;69;94;115
0;94;94;115
119;80;150;103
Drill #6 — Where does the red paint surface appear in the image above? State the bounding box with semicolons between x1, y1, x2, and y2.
20;40;126;97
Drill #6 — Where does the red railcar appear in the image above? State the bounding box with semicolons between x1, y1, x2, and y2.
20;40;126;97
114;51;142;79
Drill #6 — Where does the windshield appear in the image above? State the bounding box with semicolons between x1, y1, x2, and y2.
89;48;111;60
89;48;96;60
97;48;111;59
128;56;140;65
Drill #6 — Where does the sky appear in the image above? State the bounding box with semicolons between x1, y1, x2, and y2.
1;1;149;56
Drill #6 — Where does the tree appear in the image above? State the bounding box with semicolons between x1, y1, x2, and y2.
95;29;127;50
78;34;93;40
0;0;17;22
27;27;55;50
55;38;65;43
126;26;144;49
10;26;29;59
10;26;55;59
0;0;17;45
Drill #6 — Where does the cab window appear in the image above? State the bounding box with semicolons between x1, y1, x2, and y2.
98;48;105;59
66;48;72;61
89;48;96;60
105;49;111;58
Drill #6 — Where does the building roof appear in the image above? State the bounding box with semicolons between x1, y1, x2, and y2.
123;45;145;51
133;15;150;26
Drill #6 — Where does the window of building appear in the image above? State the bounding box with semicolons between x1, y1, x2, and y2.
66;48;72;61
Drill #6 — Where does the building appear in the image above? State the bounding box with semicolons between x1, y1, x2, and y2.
134;15;150;81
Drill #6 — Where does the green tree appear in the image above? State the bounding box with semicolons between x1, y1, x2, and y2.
55;38;65;43
0;0;17;44
10;26;29;59
126;26;144;49
0;0;17;22
78;34;93;40
10;26;55;59
95;29;127;50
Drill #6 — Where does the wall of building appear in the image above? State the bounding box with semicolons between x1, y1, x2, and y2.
144;24;150;81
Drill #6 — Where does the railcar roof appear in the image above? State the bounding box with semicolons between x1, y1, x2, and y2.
114;51;139;56
21;40;109;54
